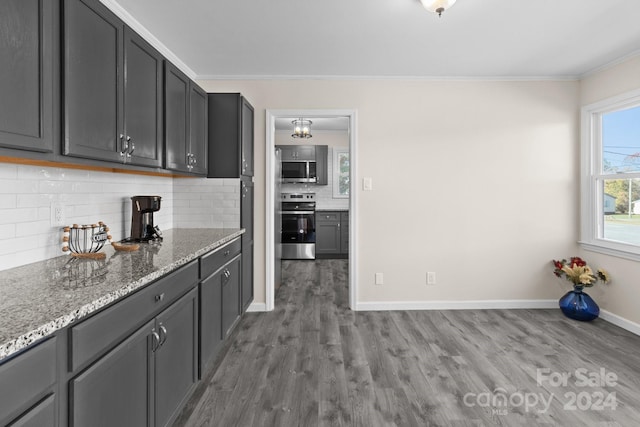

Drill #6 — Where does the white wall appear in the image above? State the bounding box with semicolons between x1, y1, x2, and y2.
0;165;239;271
197;79;581;307
579;55;640;326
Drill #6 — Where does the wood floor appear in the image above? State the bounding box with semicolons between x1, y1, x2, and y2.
175;260;640;426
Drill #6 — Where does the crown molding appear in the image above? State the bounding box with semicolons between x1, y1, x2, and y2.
195;74;579;82
99;0;197;79
579;49;640;80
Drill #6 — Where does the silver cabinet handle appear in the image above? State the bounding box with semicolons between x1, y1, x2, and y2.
155;293;165;302
224;250;230;256
127;138;135;157
159;324;167;346
119;134;127;157
151;330;160;352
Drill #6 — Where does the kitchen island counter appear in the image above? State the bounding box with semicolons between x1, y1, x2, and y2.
0;228;244;361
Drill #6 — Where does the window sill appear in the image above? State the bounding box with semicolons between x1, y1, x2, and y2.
579;240;640;262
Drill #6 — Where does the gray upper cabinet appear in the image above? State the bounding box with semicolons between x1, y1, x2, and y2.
123;28;163;167
63;0;163;167
165;62;207;175
315;145;328;185
207;93;254;178
188;83;208;175
164;62;189;172
279;145;315;161
0;0;55;153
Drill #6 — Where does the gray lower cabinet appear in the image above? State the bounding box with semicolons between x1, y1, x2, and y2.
0;338;57;426
8;394;55;427
221;256;242;338
0;0;55;153
70;319;153;427
199;239;242;375
154;288;199;427
316;211;349;258
70;288;198;427
241;177;254;311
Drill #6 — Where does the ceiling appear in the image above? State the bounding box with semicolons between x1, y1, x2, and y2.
110;0;640;80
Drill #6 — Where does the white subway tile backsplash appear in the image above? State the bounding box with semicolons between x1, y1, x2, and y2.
0;164;18;179
0;164;240;271
0;194;17;208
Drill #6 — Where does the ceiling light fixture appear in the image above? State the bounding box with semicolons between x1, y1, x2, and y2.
292;118;312;139
420;0;457;17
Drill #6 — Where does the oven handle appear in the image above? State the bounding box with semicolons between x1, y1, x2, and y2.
281;211;315;215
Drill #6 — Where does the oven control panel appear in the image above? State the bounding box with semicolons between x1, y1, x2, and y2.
281;193;315;201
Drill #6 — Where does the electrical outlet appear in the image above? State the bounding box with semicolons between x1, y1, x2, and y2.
375;272;384;285
51;202;65;227
427;272;436;285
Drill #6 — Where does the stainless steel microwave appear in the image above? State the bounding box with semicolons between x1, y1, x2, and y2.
281;160;317;183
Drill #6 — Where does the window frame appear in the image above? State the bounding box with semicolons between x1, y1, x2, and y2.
332;147;349;199
580;88;640;261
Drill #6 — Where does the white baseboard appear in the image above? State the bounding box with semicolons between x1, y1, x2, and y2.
246;302;267;312
599;310;640;336
354;299;558;311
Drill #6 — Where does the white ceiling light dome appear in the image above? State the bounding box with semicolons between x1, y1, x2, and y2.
420;0;457;17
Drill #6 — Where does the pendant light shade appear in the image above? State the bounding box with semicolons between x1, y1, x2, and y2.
292;118;312;139
420;0;457;17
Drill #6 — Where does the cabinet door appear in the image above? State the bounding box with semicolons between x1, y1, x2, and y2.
188;83;208;175
316;212;341;255
70;320;153;427
199;269;223;375
164;62;189;173
340;211;349;255
222;256;241;338
0;338;56;426
0;0;54;153
123;28;163;167
63;0;124;162
155;288;198;427
278;145;296;161
7;394;55;427
295;145;316;160
241;97;254;177
241;240;254;312
241;178;254;240
315;145;328;185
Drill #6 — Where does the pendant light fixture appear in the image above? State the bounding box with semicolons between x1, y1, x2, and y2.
292;118;312;139
420;0;457;17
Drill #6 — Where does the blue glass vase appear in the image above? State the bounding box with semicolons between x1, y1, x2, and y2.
559;286;600;321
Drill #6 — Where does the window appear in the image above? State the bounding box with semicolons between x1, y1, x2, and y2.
581;89;640;260
333;148;349;198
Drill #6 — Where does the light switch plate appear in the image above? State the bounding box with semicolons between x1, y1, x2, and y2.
363;177;373;191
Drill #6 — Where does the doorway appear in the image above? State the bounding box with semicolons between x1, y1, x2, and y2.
265;109;358;311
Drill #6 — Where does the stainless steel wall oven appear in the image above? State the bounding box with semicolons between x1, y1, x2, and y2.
281;193;316;260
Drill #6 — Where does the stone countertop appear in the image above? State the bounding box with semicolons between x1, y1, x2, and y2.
0;228;244;362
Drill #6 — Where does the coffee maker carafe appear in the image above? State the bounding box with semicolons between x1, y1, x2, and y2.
130;196;163;241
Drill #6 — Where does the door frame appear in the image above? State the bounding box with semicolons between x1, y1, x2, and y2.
265;109;358;311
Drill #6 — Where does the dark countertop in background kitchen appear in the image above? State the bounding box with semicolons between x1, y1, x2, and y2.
0;228;244;362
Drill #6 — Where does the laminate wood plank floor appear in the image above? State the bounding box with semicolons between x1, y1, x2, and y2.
175;260;640;426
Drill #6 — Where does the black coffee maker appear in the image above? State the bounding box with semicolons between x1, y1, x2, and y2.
130;196;163;241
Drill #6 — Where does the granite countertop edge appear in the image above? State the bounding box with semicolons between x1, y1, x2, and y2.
0;229;244;362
